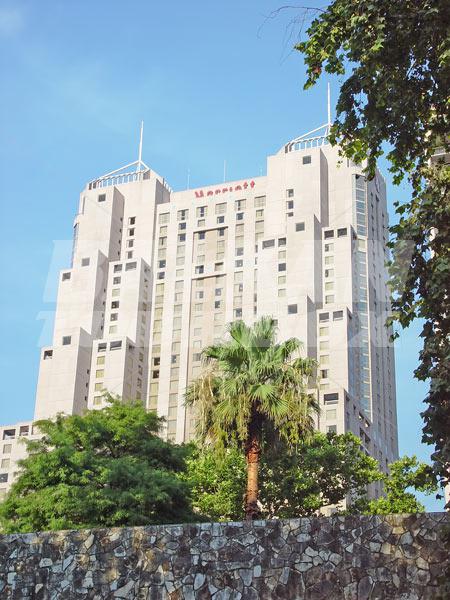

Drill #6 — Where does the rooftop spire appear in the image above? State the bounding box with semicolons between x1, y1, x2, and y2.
137;121;144;172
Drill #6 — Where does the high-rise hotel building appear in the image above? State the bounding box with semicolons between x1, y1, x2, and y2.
0;126;398;496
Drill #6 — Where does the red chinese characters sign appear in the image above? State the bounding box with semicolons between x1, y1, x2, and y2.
194;180;255;198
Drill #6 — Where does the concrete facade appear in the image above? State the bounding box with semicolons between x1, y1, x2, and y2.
1;130;399;494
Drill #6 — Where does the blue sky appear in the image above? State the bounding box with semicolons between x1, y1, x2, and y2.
0;1;442;509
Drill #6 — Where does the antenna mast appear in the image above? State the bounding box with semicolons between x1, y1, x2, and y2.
137;121;144;171
327;83;331;134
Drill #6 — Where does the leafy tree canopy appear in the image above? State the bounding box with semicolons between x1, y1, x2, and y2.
185;432;384;521
297;0;449;182
0;397;196;533
358;455;438;515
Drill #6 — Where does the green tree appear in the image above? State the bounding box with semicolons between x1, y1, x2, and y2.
186;432;381;521
361;456;438;515
296;0;450;495
259;432;381;518
0;398;196;533
185;446;247;521
185;316;319;520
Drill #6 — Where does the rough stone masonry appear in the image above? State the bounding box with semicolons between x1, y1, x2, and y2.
0;513;449;599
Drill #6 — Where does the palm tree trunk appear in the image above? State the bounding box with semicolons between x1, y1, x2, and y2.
245;416;261;520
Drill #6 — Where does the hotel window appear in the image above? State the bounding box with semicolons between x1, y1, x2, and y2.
278;288;286;297
234;308;242;318
114;264;122;273
234;271;243;282
194;303;203;312
321;369;329;379
128;216;136;225
302;155;312;164
195;291;204;300
325;282;334;291
159;237;167;247
128;228;135;236
286;212;293;218
197;206;207;217
262;239;275;249
153;320;162;332
278;263;286;272
286;189;294;198
324;230;334;239
286;200;294;210
97;356;105;365
234;283;243;293
217;216;225;224
278;275;286;285
255;220;264;233
327;425;337;434
235;224;244;235
254;195;266;208
171;354;179;365
319;326;329;336
126;240;134;249
172;342;181;353
159;212;169;224
152;370;160;379
109;325;117;334
278;250;286;260
325;243;334;252
94;383;103;391
98;342;107;352
158;248;166;260
158;260;166;269
98;193;106;202
195;265;204;274
178;233;186;243
333;310;344;321
216;202;226;214
236;247;244;257
193;327;202;337
110;313;118;321
325;295;334;304
325;256;334;265
96;369;104;378
1;458;10;469
62;272;71;281
215;300;222;309
111;300;119;309
62;336;71;346
337;228;348;237
175;280;183;291
235;199;246;211
176;269;184;277
126;251;133;259
255;209;264;218
174;304;182;314
326;409;337;420
320;355;330;364
197;219;205;227
288;304;298;314
113;277;121;285
325;269;334;278
236;212;244;221
278;238;286;247
193;340;201;349
197;254;205;264
176;256;184;266
179;222;187;231
235;260;243;268
153;357;160;366
320;341;330;351
173;317;182;329
81;257;90;267
178;209;189;221
324;393;339;404
296;222;305;232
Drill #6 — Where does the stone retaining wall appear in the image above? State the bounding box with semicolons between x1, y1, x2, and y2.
0;513;448;599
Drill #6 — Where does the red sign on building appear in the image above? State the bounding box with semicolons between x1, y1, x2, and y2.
194;180;255;199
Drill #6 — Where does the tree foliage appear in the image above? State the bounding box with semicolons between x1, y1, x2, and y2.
185;435;433;521
0;398;196;533
297;0;449;181
359;456;438;515
296;0;450;495
185;316;319;519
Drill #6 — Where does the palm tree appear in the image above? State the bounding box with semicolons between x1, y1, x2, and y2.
185;316;319;520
